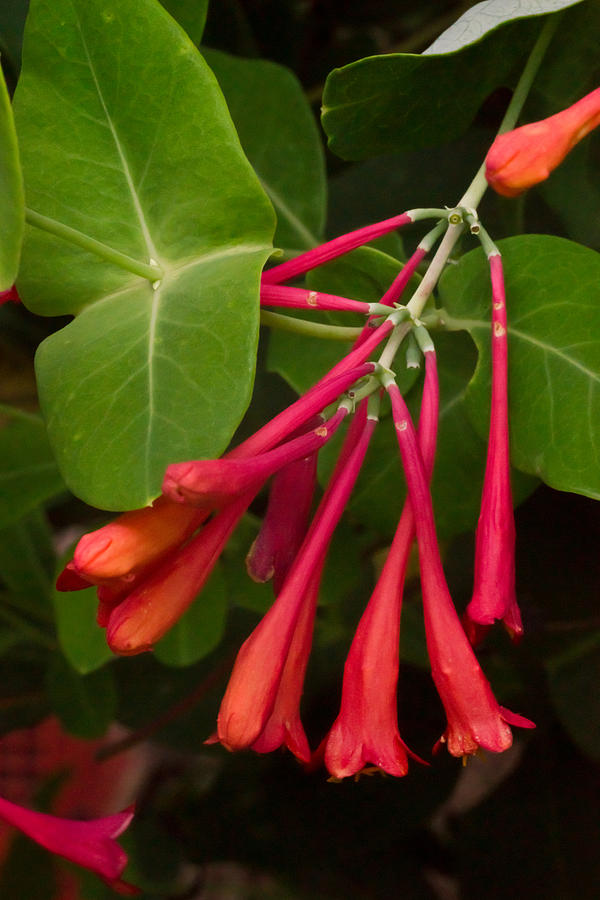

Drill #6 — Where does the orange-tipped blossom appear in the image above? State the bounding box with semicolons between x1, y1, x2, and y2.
485;86;600;197
386;378;534;757
464;253;523;644
64;496;206;587
216;406;377;752
106;492;252;655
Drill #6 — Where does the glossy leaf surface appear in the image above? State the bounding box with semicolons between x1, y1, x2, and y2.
439;235;600;499
14;0;274;509
205;48;326;253
321;2;586;159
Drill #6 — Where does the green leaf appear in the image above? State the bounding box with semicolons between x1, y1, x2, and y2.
267;246;419;396
0;61;24;289
52;551;113;674
14;0;274;510
424;0;584;54
154;563;228;666
160;0;208;44
546;633;600;762
0;413;65;528
204;48;326;253
321;5;582;160
438;235;600;500
0;510;54;604
46;650;116;738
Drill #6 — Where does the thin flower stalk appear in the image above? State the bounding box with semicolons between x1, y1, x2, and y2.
385;378;534;757
465;250;523;643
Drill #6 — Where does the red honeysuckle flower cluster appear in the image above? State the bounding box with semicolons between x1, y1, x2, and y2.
58;202;535;781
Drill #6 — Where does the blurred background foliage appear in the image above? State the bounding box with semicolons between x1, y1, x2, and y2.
1;0;599;897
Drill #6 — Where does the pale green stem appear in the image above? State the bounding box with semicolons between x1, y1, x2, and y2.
377;16;558;370
25;208;164;282
459;14;560;210
260;309;363;341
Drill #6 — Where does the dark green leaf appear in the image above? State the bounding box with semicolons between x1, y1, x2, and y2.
0;61;23;288
52;551;113;674
14;0;274;509
161;0;208;43
0;414;65;528
46;650;116;738
205;48;326;253
546;633;600;762
0;510;54;603
438;235;600;499
155;563;228;667
321;6;583;159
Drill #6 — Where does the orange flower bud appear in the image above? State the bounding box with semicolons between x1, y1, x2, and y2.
72;496;205;584
485;87;600;197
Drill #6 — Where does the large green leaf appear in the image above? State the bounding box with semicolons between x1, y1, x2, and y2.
0;62;23;289
0;414;65;528
438;235;600;499
14;0;274;510
321;3;584;160
204;48;326;253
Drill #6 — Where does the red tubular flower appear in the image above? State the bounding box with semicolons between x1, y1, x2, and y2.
485;86;600;196
261;212;414;285
0;796;137;894
106;493;252;654
250;562;324;763
464;253;523;644
246;426;320;593
386;376;534;757
324;351;438;779
260;283;375;314
163;407;348;507
216;405;377;752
